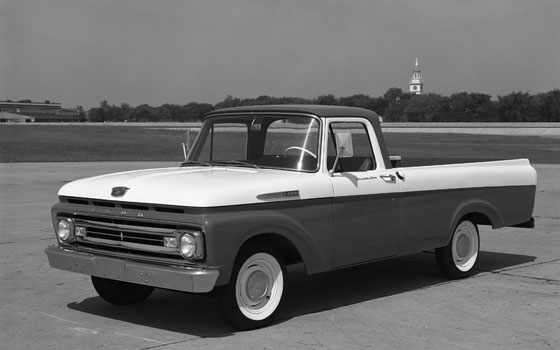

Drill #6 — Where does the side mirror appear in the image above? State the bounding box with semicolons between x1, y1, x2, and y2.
329;132;353;176
335;132;354;158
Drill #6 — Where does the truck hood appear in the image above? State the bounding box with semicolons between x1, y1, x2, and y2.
58;166;318;207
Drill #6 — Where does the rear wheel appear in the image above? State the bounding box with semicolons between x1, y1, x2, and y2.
91;276;154;305
219;241;286;330
436;219;480;279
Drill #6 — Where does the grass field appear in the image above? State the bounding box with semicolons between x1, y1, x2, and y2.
1;124;559;164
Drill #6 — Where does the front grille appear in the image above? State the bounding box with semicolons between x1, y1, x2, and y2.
56;197;204;263
82;224;166;246
74;217;174;247
64;215;199;262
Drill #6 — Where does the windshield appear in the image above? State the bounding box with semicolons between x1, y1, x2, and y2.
186;114;321;172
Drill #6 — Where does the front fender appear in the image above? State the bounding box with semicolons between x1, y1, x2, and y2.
202;201;333;286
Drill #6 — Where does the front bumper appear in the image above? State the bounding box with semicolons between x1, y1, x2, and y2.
45;245;219;293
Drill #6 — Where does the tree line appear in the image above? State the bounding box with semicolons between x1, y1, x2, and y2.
87;88;560;122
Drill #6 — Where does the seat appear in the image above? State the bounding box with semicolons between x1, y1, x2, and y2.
358;158;374;171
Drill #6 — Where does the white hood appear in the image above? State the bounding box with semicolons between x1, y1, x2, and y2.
58;166;320;207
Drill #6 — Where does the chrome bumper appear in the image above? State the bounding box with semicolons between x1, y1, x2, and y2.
45;245;219;293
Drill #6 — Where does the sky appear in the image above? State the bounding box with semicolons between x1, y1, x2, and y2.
0;0;559;109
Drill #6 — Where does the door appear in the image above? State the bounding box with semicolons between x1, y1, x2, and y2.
328;120;400;267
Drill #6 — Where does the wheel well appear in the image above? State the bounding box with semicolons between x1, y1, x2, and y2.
242;234;303;266
461;212;492;226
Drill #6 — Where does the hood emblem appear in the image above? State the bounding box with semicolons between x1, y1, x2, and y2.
111;186;130;197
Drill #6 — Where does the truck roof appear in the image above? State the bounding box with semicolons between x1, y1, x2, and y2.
205;104;381;126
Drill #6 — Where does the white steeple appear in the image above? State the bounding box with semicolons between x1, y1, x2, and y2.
409;56;424;94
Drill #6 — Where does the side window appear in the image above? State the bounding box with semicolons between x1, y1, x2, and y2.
328;122;376;172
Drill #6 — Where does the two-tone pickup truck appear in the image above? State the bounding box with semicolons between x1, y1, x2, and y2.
46;105;536;329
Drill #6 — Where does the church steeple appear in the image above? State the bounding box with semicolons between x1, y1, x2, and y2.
409;56;424;94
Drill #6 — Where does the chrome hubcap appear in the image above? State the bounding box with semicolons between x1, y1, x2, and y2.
246;270;269;303
456;234;471;259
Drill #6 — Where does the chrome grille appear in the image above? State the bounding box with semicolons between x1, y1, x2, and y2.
71;216;186;260
75;218;173;247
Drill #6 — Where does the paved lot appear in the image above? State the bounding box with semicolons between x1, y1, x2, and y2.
1;162;559;350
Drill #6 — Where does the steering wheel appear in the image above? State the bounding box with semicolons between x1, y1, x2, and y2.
284;146;317;159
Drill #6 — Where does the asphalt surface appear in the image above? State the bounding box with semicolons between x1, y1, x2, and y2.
1;162;558;350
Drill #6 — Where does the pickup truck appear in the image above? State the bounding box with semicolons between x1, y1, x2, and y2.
46;105;536;330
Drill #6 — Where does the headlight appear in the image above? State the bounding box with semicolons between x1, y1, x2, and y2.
178;231;204;260
180;233;196;257
56;219;74;243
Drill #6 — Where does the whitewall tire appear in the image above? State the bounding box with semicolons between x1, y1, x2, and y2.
219;241;286;330
436;219;480;279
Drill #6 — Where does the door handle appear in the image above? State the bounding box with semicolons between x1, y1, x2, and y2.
380;174;396;181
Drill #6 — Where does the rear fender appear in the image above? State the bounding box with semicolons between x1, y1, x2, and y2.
445;199;503;246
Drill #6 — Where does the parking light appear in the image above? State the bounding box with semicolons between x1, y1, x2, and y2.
164;237;178;248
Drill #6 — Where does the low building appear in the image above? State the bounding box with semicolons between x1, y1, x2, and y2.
0;111;35;123
0;101;81;122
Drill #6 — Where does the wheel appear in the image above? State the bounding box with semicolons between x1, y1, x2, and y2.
435;219;480;279
219;241;286;330
284;146;317;159
91;276;154;305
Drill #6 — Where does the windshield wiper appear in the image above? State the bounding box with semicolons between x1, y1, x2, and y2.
211;160;259;169
180;160;212;167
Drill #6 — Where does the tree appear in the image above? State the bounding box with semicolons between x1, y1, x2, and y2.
533;90;560;122
469;93;496;122
179;102;213;121
215;95;242;109
382;88;403;106
367;97;388;115
84;89;560;123
438;92;497;122
119;103;132;122
496;92;533;122
131;104;156;122
315;94;338;105
154;106;171;121
403;94;444;122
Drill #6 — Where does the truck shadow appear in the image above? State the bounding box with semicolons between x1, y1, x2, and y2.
67;250;535;337
279;250;535;320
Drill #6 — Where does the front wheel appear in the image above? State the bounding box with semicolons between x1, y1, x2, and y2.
219;242;286;330
91;276;154;305
436;219;480;279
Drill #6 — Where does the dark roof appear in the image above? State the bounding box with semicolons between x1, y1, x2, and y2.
206;104;380;119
